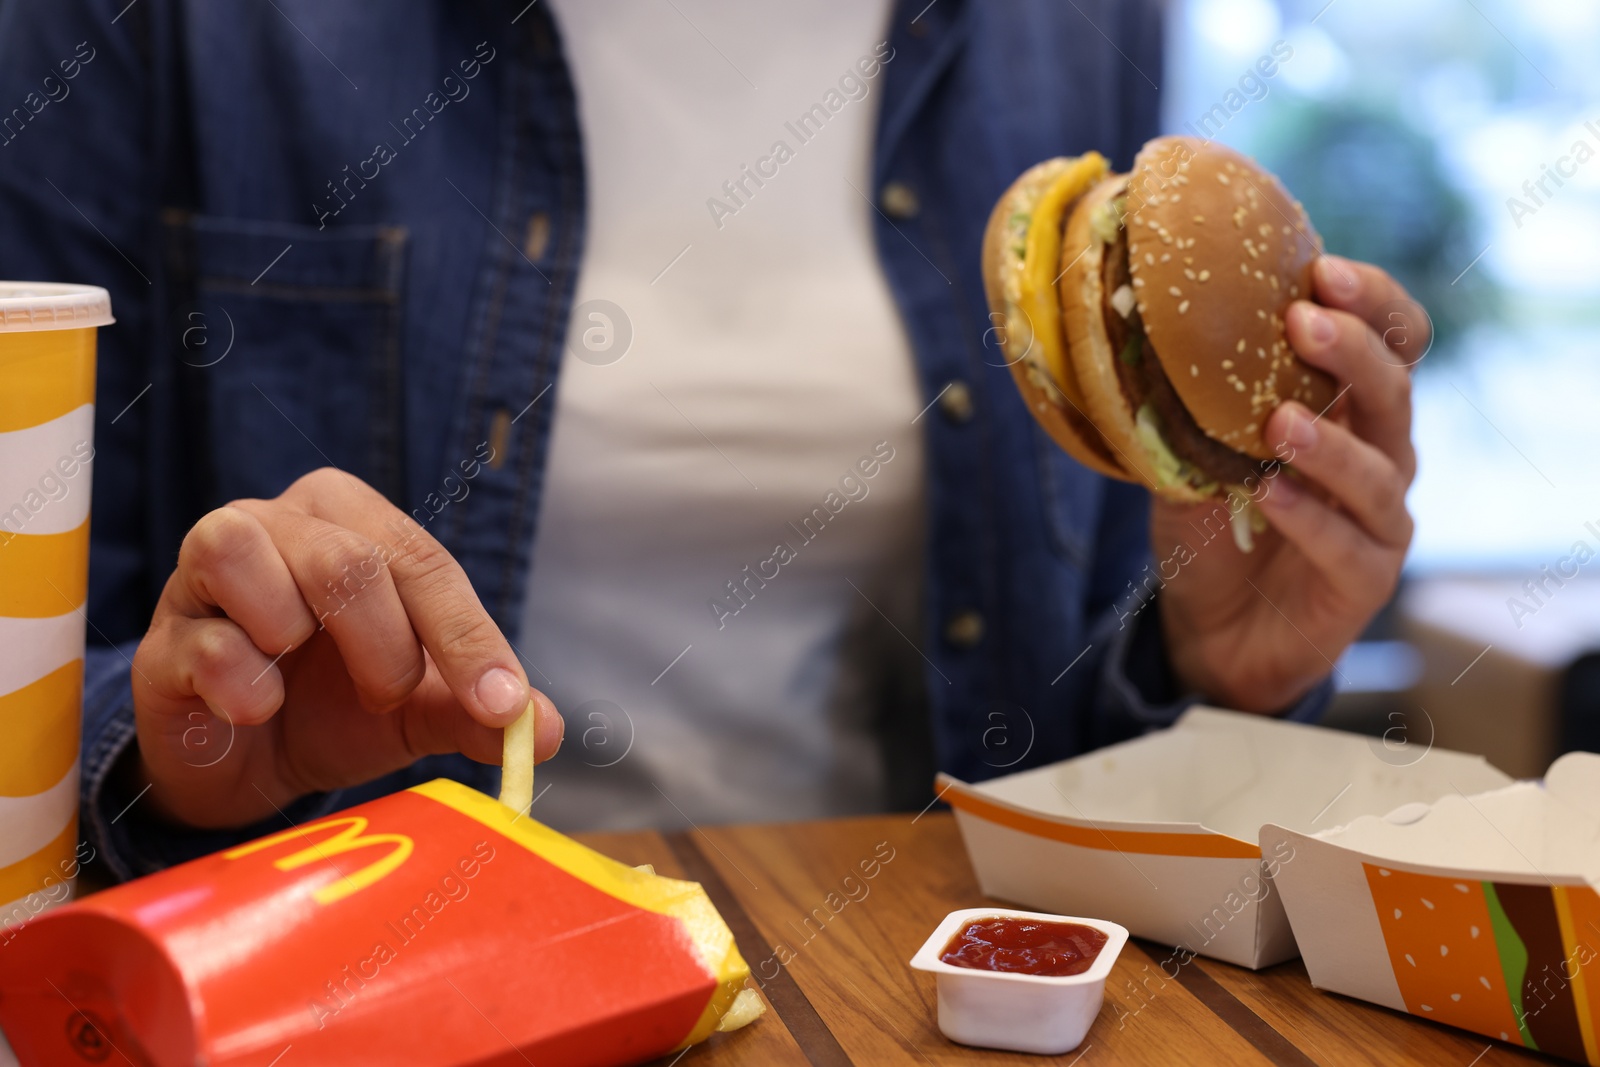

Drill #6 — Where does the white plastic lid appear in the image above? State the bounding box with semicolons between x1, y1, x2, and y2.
0;282;114;333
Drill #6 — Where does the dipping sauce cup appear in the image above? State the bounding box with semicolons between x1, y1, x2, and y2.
910;907;1128;1055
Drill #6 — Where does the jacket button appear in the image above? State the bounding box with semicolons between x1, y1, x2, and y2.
939;380;973;424
524;212;551;261
944;610;984;649
880;181;920;220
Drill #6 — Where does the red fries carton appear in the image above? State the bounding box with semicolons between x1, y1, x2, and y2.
0;779;752;1066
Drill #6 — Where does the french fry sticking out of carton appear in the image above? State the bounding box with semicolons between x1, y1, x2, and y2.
499;698;536;815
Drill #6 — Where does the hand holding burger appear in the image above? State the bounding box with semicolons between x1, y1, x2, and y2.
985;136;1421;712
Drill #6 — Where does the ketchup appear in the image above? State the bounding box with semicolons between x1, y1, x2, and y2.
939;918;1108;977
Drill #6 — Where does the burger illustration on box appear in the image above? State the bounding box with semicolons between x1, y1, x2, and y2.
1264;752;1600;1065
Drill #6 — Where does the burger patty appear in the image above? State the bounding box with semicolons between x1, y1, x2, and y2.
1101;230;1271;488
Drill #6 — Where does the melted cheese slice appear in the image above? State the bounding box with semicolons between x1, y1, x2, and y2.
1020;152;1108;403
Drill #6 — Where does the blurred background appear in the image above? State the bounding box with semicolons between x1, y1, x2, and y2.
1166;0;1600;774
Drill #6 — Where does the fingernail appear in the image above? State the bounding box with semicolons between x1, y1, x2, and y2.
534;692;564;760
1302;305;1336;346
1284;408;1318;452
475;667;527;722
1318;255;1358;295
1263;472;1301;507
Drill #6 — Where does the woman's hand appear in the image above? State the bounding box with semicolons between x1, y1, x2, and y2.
1153;255;1422;711
126;468;563;829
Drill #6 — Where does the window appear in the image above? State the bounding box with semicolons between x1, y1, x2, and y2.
1166;0;1595;571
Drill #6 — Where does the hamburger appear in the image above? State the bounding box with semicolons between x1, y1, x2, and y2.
982;137;1337;539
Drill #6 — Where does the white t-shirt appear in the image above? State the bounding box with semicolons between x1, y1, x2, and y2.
523;0;925;830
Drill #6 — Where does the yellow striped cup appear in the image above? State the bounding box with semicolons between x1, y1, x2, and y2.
0;283;111;926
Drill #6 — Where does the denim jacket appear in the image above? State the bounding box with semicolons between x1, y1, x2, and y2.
0;0;1327;880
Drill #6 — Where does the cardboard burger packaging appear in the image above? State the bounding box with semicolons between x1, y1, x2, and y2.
939;709;1513;970
1265;752;1600;1065
945;708;1600;1065
0;779;757;1066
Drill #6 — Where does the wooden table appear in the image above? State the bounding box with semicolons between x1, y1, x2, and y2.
576;813;1557;1067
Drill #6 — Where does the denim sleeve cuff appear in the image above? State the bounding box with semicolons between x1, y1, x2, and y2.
80;647;344;881
1095;598;1199;734
1095;596;1336;737
1280;674;1336;723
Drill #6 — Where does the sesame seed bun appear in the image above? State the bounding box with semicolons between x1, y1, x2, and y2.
1125;136;1337;460
980;158;1132;482
993;138;1335;505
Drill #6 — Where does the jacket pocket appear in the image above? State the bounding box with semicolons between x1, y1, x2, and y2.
164;212;408;504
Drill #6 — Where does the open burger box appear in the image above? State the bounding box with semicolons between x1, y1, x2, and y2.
938;708;1513;969
1263;751;1600;1065
0;779;755;1066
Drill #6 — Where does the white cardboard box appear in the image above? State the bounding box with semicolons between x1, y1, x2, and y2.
940;708;1511;969
1262;751;1600;1065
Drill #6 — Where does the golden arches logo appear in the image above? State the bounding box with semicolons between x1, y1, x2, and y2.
223;816;414;906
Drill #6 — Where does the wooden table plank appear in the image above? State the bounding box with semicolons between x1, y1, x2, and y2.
1199;952;1550;1067
687;813;1275;1065
1155;945;1318;1067
1103;938;1285;1067
572;829;810;1066
663;829;854;1067
606;813;1572;1067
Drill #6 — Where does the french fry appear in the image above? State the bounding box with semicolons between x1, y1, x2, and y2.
716;988;766;1032
499;699;536;814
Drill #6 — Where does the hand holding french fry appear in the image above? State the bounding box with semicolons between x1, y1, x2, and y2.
125;467;564;829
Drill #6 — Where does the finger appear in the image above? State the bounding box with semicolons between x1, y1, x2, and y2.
1255;467;1405;596
1311;255;1432;367
231;501;428;713
281;468;531;728
388;667;564;767
397;668;506;766
1267;402;1412;549
1286;301;1414;480
165;615;286;726
169;506;318;655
